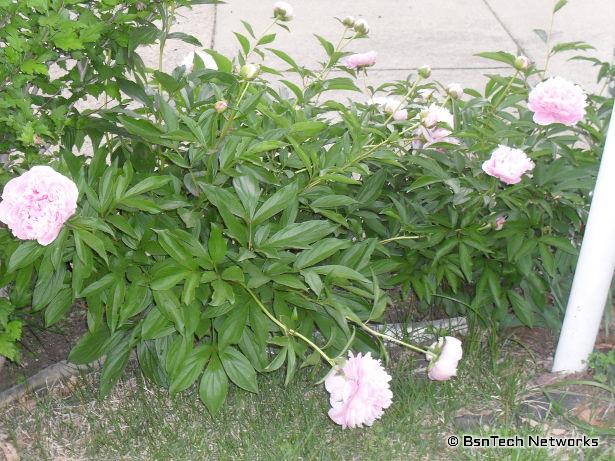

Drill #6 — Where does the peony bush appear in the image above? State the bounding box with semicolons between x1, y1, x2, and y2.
0;1;613;427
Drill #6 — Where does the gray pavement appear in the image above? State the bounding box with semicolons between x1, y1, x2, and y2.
147;0;614;92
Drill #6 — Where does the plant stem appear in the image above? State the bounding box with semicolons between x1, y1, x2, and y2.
379;235;421;244
492;70;519;110
350;319;431;356
382;77;422;126
542;3;556;78
244;286;335;366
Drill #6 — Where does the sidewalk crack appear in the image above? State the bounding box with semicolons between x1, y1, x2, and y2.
481;0;532;60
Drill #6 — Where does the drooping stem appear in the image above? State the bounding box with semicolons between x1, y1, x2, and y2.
350;318;431;356
244;286;336;366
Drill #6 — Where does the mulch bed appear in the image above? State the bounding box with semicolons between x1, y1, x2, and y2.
0;306;87;393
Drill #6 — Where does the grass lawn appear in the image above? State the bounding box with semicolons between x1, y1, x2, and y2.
1;332;613;461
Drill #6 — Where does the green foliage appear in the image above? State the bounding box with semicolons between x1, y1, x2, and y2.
588;350;615;385
0;1;612;413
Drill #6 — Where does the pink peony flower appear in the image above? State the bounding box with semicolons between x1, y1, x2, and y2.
325;352;393;429
426;336;463;381
0;166;78;245
412;104;458;149
495;216;506;230
370;96;408;121
482;145;535;185
342;51;377;70
527;76;586;126
393;109;408;121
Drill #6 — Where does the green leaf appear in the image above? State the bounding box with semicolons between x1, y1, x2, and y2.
234;32;251;55
311;265;369;283
220;347;258;393
68;325;110;364
79;273;116;298
106;215;139;239
170;345;212;395
265;221;338;249
311;195;356;209
217;303;249;350
553;0;567;12
289;121;327;137
167;32;202;46
152;290;184;333
7;242;45;273
294;238;350;270
99;337;131;397
233;175;260;219
124;176;171;198
508;290;535;327
475;51;516;66
52;30;83;50
150;266;191;291
253;181;298;225
75;228;108;265
44;288;73;327
199;353;229;414
458;243;473;282
155;229;196;269
208;225;227;265
221;266;245;283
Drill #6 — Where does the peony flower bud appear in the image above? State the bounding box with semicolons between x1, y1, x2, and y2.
418;65;431;79
446;83;463;99
239;63;260;80
426;337;463;381
342;16;356;27
342;51;377;69
514;55;531;71
324;352;392;428
353;18;369;36
273;1;293;21
214;100;228;113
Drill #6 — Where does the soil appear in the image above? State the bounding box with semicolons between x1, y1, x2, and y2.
0;305;88;393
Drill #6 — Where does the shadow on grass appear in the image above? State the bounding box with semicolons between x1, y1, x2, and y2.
0;345;612;460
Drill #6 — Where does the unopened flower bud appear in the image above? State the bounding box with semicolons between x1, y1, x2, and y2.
446;83;463;99
135;2;146;11
353;18;369;36
239;63;260;80
214;100;228;113
273;2;293;21
342;16;356;27
514;55;531;71
418;65;431;79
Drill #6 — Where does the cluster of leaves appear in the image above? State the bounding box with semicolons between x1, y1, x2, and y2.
0;0;612;411
588;349;615;385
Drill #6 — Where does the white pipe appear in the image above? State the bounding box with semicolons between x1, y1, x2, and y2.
552;106;615;373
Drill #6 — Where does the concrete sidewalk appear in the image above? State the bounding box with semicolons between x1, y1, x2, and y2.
149;0;614;92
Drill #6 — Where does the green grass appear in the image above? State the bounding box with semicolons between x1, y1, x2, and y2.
1;340;613;461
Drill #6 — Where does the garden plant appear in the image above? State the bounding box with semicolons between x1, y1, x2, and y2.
0;0;613;430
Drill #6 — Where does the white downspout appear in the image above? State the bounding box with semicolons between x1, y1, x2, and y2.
552;106;615;373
